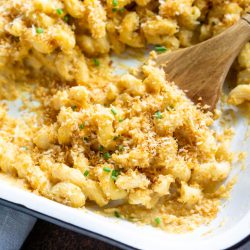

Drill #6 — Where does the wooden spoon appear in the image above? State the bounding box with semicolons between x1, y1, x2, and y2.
155;12;250;110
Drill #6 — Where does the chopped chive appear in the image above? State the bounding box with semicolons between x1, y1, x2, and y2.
155;217;161;225
112;7;124;13
56;8;63;15
83;137;89;142
36;27;44;34
111;108;117;115
118;118;123;122
118;145;124;151
71;105;77;111
98;145;104;152
119;7;125;13
114;211;120;218
154;45;167;53
79;124;85;130
103;166;111;172
21;146;28;150
111;169;120;180
93;58;100;66
103;152;111;160
112;0;118;7
84;170;89;177
154;111;163;119
63;15;69;22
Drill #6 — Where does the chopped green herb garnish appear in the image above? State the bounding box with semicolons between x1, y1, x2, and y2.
21;146;28;150
155;217;161;225
111;169;120;180
79;124;85;130
84;170;89;177
111;108;117;115
98;145;104;152
36;27;44;34
119;7;125;13
118;145;124;151
112;7;125;13
71;105;77;111
154;45;167;53
112;0;118;7
154;111;163;119
118;118;123;122
93;58;100;66
103;152;111;160
83;137;89;142
56;8;63;15
103;166;111;172
114;211;120;218
63;15;69;22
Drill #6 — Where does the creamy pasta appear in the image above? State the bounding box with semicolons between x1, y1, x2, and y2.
0;0;248;232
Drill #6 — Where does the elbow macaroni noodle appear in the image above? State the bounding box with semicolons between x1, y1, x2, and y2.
0;64;234;231
0;0;248;231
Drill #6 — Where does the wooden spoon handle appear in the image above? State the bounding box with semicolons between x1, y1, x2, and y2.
226;12;250;56
155;12;250;110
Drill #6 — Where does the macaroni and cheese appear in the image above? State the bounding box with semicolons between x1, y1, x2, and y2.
0;0;248;232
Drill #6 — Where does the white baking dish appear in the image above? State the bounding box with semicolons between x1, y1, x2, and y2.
0;57;249;250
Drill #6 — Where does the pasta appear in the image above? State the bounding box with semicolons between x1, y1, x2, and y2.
0;62;234;231
228;42;250;105
0;0;248;232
